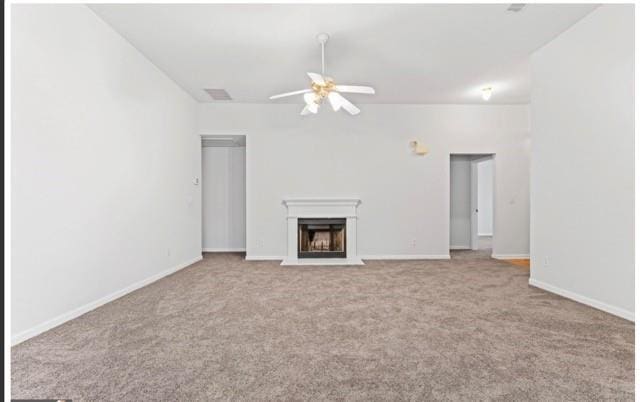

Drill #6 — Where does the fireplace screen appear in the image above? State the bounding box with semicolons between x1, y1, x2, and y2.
298;218;346;258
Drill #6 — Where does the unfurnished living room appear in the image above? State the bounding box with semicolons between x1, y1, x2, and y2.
6;1;636;401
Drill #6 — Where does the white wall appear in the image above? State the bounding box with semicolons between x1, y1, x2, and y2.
477;158;494;236
450;156;471;249
198;104;530;259
11;4;201;343
530;5;634;320
202;146;246;251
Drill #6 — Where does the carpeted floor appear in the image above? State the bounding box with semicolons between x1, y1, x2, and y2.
12;251;634;401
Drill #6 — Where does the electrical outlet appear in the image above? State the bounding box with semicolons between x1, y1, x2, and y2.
167;248;171;257
411;239;417;248
543;256;550;268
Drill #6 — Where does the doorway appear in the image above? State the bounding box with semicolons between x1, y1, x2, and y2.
201;135;246;252
450;154;495;252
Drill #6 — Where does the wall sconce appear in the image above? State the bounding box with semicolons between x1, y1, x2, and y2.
410;140;429;155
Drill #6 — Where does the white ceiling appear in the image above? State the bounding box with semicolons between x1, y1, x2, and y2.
90;4;597;104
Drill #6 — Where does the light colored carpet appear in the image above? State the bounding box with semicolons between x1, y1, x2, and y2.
12;251;634;401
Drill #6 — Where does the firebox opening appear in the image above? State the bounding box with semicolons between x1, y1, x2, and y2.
298;218;347;259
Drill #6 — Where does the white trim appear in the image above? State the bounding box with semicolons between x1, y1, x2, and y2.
282;197;361;208
362;254;451;260
11;255;203;346
449;245;470;250
491;253;530;260
478;233;493;236
203;248;246;253
199;130;246;136
529;278;634;322
245;255;285;261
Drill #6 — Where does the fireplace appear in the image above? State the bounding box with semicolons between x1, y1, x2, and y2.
298;218;346;259
282;198;362;265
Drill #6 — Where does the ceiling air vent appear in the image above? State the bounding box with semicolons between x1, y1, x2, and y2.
506;4;526;12
204;88;232;101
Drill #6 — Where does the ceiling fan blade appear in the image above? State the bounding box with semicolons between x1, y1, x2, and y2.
270;89;312;100
307;72;326;85
300;105;312;115
327;92;343;111
335;85;375;95
336;94;360;115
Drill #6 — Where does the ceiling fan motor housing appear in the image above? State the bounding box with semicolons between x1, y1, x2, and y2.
311;79;335;101
317;33;330;44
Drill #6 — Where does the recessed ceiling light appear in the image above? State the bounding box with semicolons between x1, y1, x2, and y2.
481;87;493;101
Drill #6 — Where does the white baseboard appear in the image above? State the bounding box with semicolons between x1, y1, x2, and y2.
11;255;204;346
203;248;246;253
245;255;285;261
449;246;470;250
492;253;530;260
528;278;634;322
361;254;451;260
478;233;493;236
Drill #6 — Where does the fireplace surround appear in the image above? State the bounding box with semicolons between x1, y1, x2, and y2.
282;198;363;265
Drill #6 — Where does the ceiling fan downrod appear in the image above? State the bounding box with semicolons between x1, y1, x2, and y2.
317;33;329;76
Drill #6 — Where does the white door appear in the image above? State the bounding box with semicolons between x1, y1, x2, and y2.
470;156;494;251
470;161;479;250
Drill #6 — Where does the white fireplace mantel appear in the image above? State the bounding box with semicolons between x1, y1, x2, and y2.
282;197;364;266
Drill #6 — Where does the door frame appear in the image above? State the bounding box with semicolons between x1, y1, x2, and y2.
200;133;247;253
448;153;496;253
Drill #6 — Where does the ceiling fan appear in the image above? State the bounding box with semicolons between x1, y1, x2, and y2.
269;33;375;116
